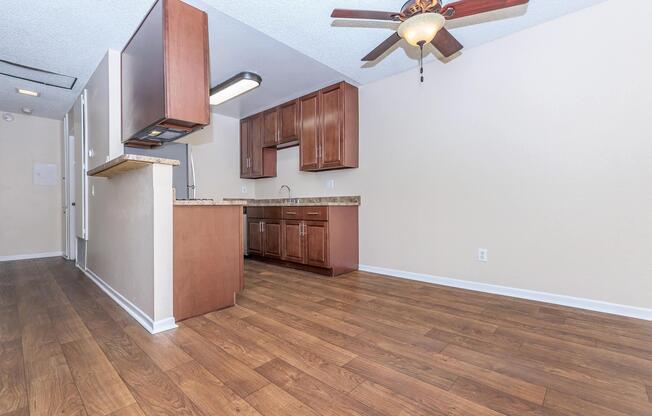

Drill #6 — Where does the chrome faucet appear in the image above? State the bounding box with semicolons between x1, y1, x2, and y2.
279;185;292;199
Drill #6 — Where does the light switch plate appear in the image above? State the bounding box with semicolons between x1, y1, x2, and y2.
478;248;489;262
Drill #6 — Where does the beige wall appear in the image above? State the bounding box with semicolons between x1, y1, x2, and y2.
181;112;256;200
0;113;63;258
86;164;174;328
254;0;652;310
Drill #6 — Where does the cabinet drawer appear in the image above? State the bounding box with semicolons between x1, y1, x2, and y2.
263;206;283;219
282;207;304;220
303;206;328;221
247;206;264;218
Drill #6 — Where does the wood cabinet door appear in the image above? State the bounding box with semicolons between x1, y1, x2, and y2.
240;119;250;177
279;100;298;143
320;84;344;169
250;114;264;177
305;221;329;267
263;220;282;259
262;108;279;147
299;93;320;171
247;218;263;255
282;220;305;263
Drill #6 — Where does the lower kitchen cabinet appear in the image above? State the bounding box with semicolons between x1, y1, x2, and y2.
305;221;328;267
248;205;358;276
247;218;263;255
173;205;244;321
263;219;282;259
282;220;304;263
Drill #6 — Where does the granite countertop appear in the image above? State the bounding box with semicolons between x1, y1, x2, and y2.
88;154;180;178
223;196;361;206
174;199;244;206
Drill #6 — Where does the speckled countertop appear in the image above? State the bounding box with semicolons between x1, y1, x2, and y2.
174;200;244;206
223;196;361;206
88;154;180;178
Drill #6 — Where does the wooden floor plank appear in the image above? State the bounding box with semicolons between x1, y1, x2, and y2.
256;358;382;416
2;258;651;416
244;384;320;416
123;324;193;372
166;361;262;416
165;324;270;397
61;337;136;415
0;340;28;415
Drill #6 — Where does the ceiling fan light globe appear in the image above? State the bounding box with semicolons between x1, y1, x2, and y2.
398;12;445;46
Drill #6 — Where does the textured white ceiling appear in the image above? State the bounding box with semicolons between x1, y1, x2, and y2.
202;0;609;84
0;0;155;119
0;0;607;120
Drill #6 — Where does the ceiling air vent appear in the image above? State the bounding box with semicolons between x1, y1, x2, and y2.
0;59;77;90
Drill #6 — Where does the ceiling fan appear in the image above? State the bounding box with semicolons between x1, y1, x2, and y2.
331;0;530;81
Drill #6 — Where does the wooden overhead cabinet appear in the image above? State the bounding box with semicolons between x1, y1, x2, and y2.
262;108;279;147
240;114;276;178
121;0;210;146
238;81;358;177
300;82;359;171
278;99;300;146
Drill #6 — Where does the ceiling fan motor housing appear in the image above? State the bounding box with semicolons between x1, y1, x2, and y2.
399;0;443;20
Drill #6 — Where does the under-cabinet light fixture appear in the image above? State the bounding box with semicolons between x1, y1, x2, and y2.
209;72;261;106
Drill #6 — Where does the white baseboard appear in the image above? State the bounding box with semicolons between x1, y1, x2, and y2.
0;251;63;262
82;268;177;334
358;265;652;322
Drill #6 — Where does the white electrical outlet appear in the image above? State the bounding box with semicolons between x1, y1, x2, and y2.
478;248;488;262
326;179;335;189
241;185;248;194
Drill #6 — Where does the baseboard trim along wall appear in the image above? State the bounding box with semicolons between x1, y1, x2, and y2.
79;265;177;334
358;265;652;322
0;251;63;262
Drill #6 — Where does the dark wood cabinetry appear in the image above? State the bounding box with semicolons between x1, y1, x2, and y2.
301;82;359;171
239;81;358;177
240;114;276;179
263;108;279;147
173;205;243;321
248;205;358;276
279;100;299;144
122;0;209;146
299;93;320;171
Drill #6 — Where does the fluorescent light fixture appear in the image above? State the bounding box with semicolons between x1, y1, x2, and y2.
210;72;261;106
16;88;40;97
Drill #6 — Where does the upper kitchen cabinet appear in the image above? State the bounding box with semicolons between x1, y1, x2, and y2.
278;99;299;146
301;82;359;171
262;108;279;147
121;0;210;147
241;115;277;179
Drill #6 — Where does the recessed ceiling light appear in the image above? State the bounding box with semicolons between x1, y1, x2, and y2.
16;88;40;97
2;113;15;122
210;72;262;106
22;107;33;115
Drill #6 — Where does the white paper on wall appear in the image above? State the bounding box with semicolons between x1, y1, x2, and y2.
33;163;57;186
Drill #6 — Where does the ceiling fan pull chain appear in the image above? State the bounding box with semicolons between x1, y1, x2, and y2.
418;41;425;83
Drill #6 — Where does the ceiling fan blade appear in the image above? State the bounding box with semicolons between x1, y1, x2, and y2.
331;9;398;21
362;32;402;61
431;28;463;58
441;0;529;19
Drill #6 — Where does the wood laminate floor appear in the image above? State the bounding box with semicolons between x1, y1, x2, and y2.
1;257;651;416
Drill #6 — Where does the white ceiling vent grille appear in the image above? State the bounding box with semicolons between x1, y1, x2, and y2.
0;59;77;90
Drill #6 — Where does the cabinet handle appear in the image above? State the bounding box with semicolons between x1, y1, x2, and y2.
299;222;304;236
260;222;264;232
285;211;297;215
307;212;320;216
